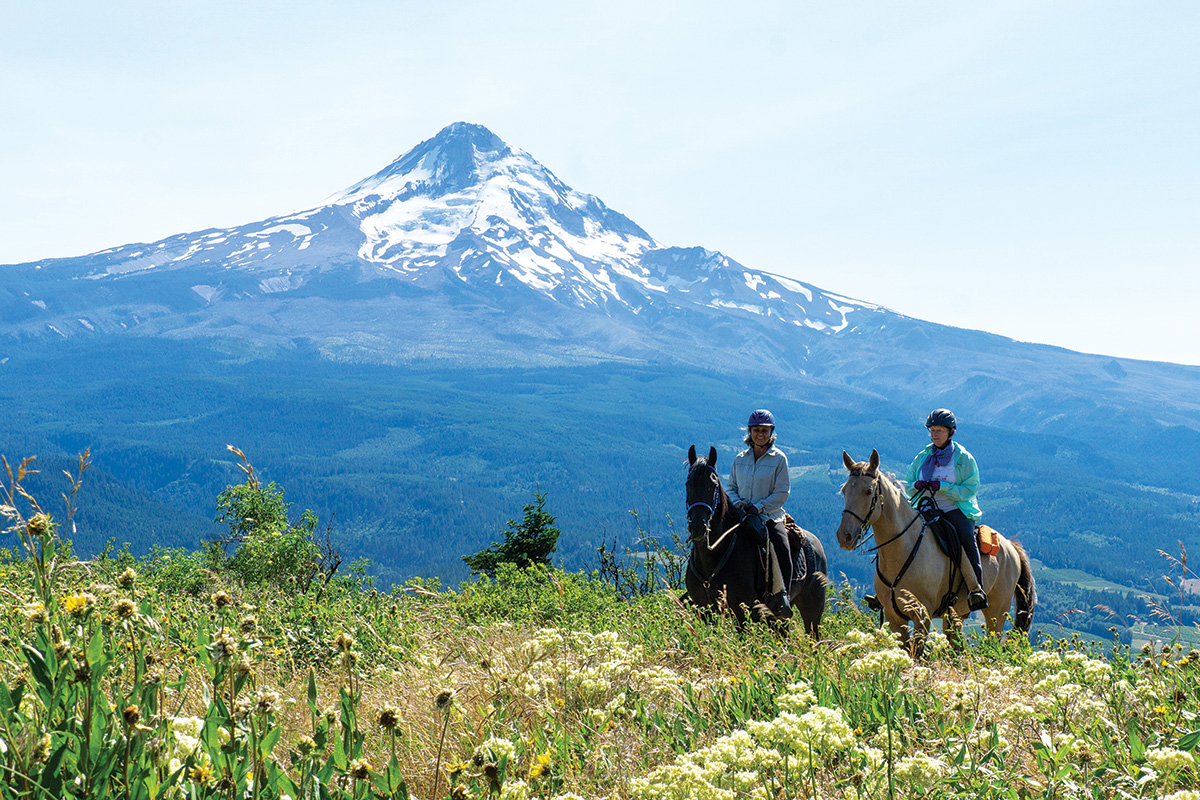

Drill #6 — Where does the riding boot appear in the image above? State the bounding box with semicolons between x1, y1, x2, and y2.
765;529;793;619
968;590;989;612
770;522;793;588
768;591;792;619
863;594;883;611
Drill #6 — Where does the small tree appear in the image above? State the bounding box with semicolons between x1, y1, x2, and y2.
214;445;336;592
463;491;561;577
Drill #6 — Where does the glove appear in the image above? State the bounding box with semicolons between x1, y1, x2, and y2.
914;480;940;493
743;503;759;515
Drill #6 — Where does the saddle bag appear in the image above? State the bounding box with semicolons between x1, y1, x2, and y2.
977;524;1000;556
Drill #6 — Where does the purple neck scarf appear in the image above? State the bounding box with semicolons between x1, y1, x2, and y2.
920;442;954;483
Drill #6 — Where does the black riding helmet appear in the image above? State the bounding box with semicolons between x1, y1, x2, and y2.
925;408;957;433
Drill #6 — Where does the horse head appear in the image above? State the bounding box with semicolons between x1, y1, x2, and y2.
686;445;722;542
837;449;882;551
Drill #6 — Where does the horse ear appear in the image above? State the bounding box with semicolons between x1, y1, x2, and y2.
868;449;880;473
688;445;697;465
842;451;856;471
708;446;718;467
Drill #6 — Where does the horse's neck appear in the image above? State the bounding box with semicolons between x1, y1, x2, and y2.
872;476;924;563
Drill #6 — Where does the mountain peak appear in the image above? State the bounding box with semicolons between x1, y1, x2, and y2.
335;121;514;201
433;121;507;150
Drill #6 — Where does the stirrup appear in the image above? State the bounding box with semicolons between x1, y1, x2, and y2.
863;594;883;611
968;590;989;612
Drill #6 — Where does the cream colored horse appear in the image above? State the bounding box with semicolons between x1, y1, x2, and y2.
836;450;1036;654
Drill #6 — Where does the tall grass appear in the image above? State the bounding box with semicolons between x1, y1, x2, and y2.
2;456;1199;799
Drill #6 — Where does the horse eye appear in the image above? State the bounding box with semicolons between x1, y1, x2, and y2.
709;474;717;484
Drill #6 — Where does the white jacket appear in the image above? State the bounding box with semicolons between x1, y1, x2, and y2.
726;446;790;522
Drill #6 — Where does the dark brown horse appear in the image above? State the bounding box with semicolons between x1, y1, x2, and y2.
684;445;828;638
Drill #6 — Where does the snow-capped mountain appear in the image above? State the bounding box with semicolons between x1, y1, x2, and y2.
0;123;875;355
3;122;1199;433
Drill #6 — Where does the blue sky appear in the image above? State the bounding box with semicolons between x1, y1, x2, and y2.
3;1;1197;364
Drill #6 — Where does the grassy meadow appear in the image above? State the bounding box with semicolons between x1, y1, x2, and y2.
5;455;1200;800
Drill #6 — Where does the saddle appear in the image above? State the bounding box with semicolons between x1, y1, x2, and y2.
738;509;810;590
917;501;961;564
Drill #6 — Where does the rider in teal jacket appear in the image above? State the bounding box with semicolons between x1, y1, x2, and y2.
904;408;988;612
904;440;982;520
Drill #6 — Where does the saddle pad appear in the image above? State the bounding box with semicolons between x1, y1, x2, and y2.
977;524;1000;556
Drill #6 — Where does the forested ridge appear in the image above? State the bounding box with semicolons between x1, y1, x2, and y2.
3;334;1198;642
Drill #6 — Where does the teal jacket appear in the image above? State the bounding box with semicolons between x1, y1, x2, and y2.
905;440;982;521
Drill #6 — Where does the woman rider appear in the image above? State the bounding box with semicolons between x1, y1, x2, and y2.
906;408;989;612
727;409;793;619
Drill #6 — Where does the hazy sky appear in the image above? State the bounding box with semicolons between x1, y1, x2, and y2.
3;2;1197;364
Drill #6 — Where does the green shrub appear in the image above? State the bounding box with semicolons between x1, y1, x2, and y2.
453;563;619;623
135;544;221;596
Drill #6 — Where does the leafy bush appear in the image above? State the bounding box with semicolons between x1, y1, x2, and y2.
453;563;619;623
213;446;336;592
136;544;221;596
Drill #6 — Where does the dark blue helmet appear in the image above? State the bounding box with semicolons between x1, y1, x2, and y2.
747;409;775;428
925;408;957;432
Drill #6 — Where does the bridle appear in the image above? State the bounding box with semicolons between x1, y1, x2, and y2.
841;469;882;548
686;463;722;542
684;461;740;594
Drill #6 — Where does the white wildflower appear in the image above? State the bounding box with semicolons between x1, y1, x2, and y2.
776;682;817;714
1033;669;1071;693
476;737;516;762
1082;658;1111;683
1026;651;1061;671
499;778;530;800
1000;702;1036;722
747;706;854;756
893;753;948;788
848;648;913;678
1145;747;1195;772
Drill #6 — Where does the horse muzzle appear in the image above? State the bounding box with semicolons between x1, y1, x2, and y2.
835;516;862;551
688;517;711;542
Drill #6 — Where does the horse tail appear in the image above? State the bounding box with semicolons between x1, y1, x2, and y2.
1012;540;1037;633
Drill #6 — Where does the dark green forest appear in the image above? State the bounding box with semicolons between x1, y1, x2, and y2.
2;334;1198;640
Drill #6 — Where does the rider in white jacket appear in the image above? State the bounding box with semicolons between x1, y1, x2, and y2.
727;409;793;619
